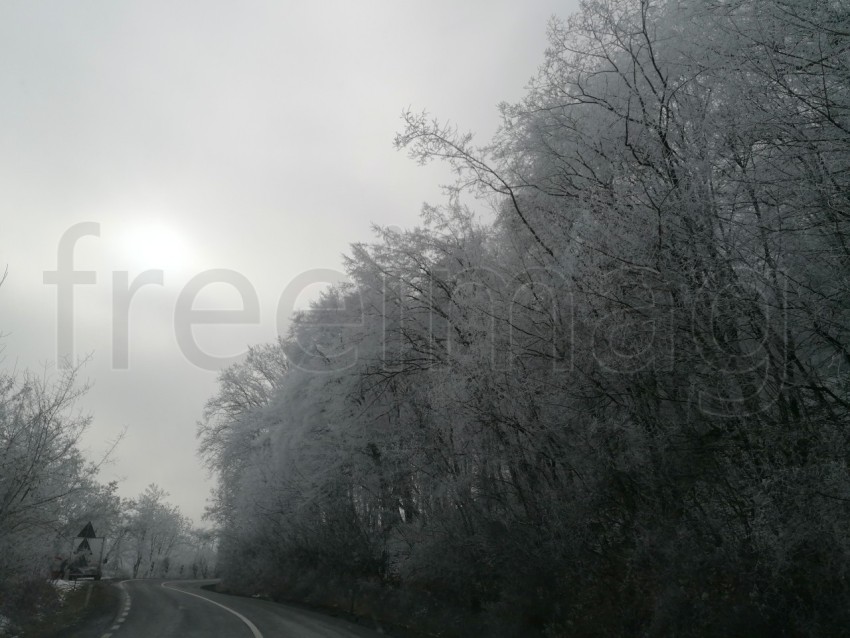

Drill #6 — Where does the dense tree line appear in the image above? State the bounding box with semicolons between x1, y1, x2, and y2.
200;1;849;635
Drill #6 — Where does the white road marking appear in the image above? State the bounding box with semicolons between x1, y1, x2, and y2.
162;581;263;638
101;579;132;638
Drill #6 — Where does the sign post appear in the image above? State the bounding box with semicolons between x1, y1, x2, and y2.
67;522;105;580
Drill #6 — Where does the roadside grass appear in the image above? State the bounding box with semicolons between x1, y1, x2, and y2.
16;580;119;638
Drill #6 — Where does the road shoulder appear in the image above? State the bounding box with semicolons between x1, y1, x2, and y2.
26;580;121;638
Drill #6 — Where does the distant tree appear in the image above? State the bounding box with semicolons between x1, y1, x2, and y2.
124;484;189;578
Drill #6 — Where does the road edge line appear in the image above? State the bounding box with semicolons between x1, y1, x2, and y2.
161;581;263;638
99;579;132;638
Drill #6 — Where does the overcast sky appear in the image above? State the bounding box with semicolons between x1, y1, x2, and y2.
0;0;576;524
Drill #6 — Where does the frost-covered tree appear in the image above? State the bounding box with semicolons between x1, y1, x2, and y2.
201;1;850;634
0;360;122;631
123;484;189;579
0;364;97;580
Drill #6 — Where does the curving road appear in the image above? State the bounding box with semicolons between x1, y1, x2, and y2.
95;579;389;638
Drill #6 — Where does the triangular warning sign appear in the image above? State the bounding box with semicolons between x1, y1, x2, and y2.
77;522;96;538
76;538;92;552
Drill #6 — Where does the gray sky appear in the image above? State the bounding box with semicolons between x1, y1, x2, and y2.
0;0;575;524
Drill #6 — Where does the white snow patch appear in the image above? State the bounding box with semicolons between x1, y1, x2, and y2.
49;579;82;601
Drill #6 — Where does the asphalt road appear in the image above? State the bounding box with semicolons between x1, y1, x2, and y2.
95;579;389;638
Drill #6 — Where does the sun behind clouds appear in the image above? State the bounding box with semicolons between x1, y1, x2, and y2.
114;219;197;274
